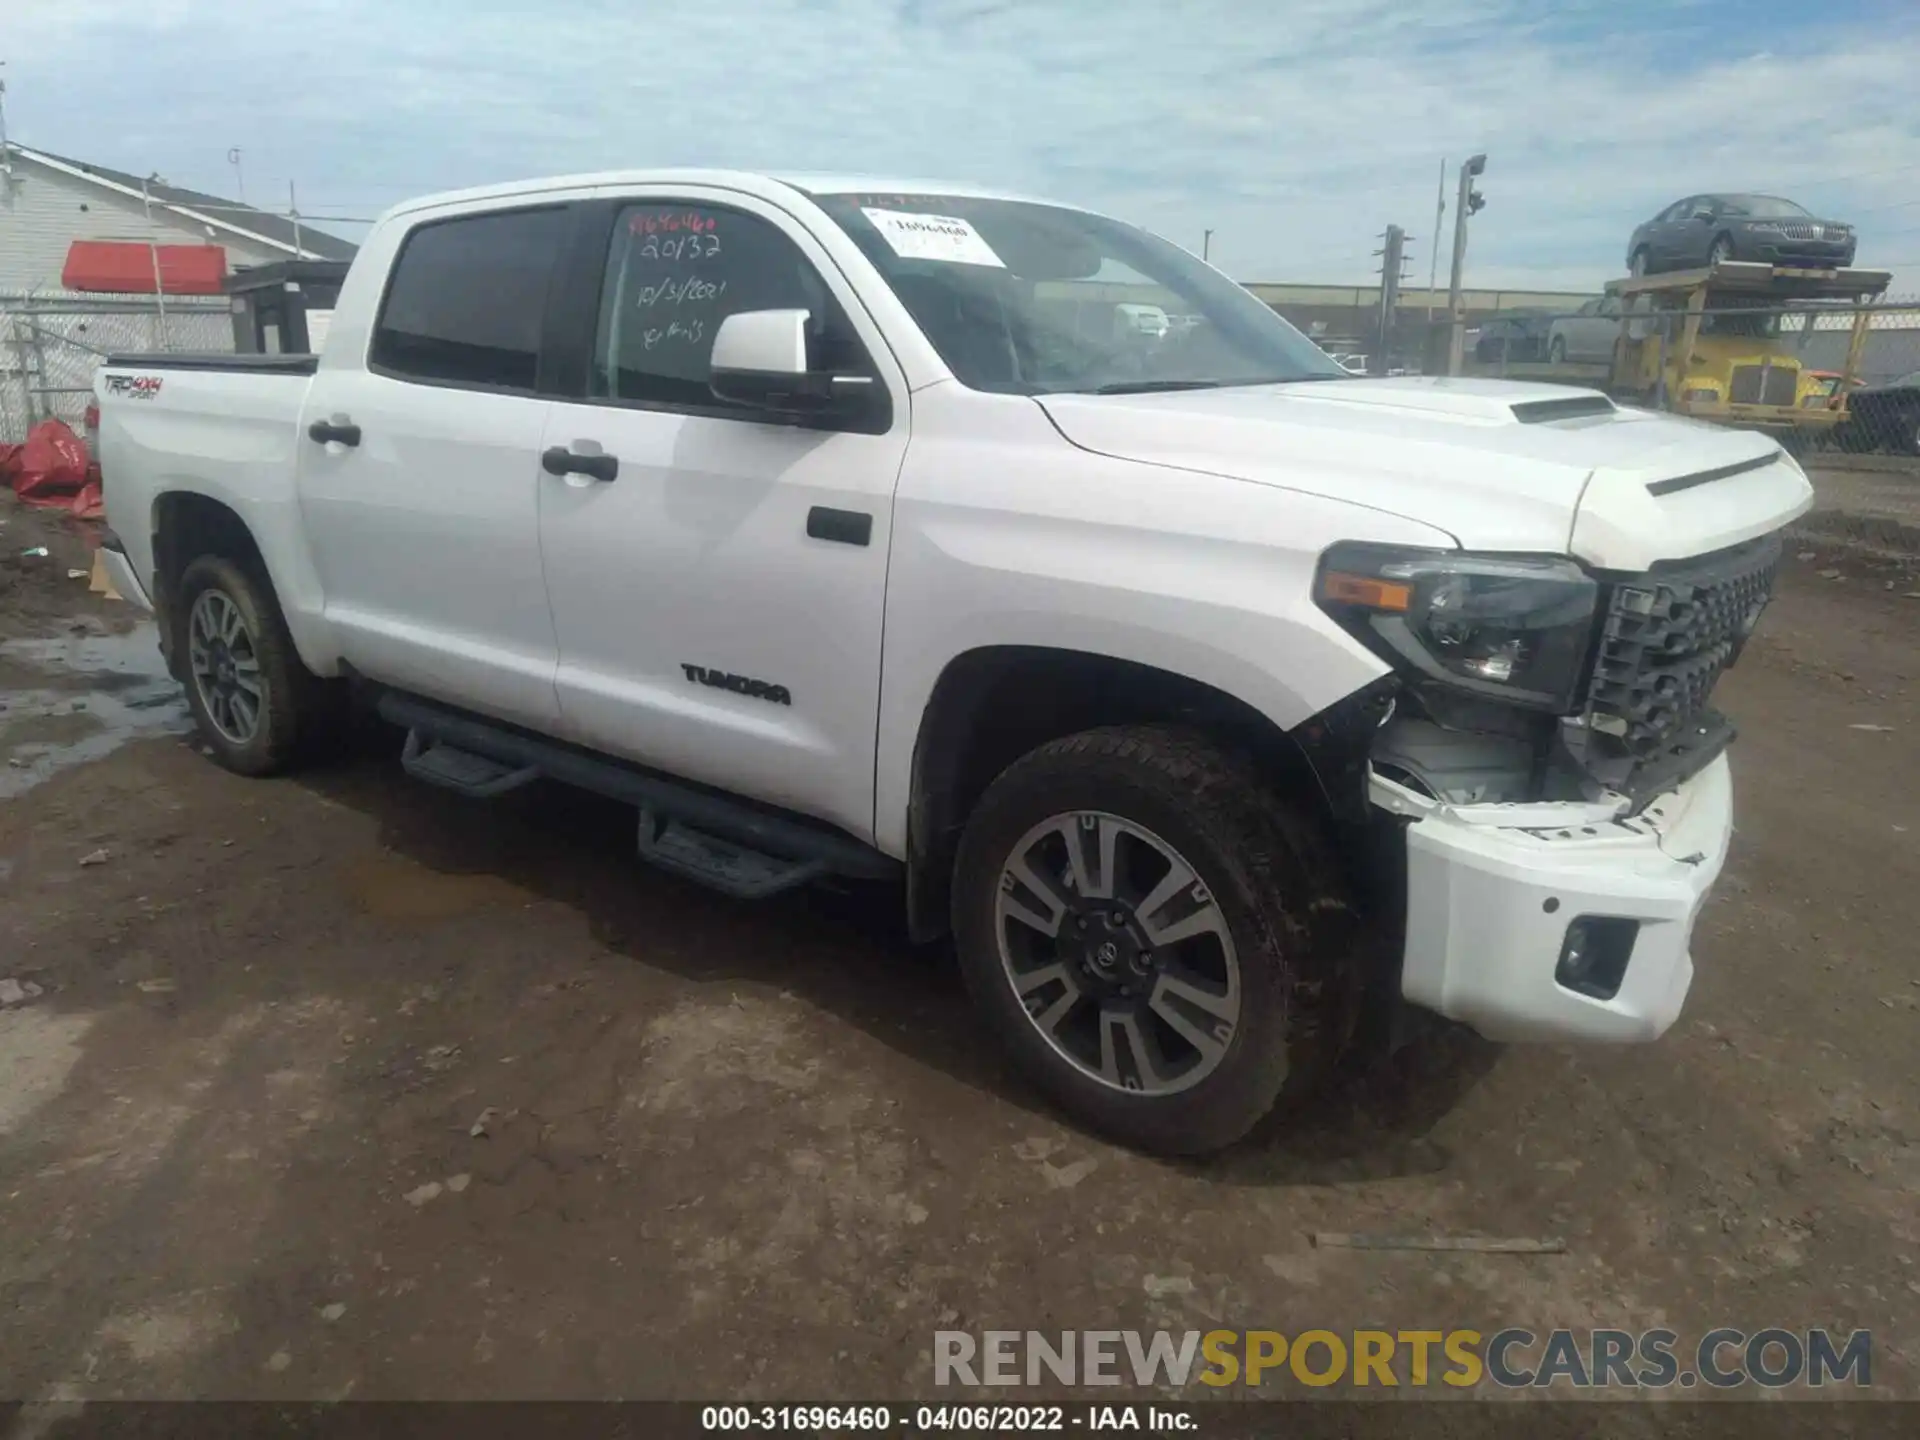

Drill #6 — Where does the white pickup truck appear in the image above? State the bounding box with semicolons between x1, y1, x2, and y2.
94;169;1812;1155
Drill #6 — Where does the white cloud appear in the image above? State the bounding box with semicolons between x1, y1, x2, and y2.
5;0;1918;291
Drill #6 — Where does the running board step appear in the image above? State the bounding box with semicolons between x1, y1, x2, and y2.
636;806;828;900
373;691;898;894
400;730;541;798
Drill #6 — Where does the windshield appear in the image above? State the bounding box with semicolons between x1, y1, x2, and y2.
1720;195;1812;219
1700;308;1784;338
811;192;1351;395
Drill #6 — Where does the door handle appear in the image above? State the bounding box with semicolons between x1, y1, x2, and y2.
542;445;618;483
806;507;872;546
307;417;361;447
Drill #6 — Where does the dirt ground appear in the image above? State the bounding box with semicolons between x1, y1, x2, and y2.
1;493;1916;1406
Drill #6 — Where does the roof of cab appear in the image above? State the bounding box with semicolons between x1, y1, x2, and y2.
380;168;1069;223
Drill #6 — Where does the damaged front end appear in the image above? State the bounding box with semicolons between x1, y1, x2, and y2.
1295;531;1783;1043
1310;531;1783;815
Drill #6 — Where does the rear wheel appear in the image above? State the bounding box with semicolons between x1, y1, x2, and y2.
175;555;338;776
1629;247;1650;277
950;726;1359;1156
1548;337;1567;365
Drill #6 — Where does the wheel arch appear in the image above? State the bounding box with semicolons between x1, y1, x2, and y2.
149;487;336;679
900;644;1395;944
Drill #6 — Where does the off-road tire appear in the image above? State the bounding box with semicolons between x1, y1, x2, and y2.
950;725;1360;1156
174;554;339;777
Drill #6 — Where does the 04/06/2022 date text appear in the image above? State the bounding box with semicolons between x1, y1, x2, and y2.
700;1404;1201;1433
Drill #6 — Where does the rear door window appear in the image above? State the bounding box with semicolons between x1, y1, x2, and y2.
371;206;570;391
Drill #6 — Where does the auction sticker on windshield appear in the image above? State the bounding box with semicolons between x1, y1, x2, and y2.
861;209;1005;268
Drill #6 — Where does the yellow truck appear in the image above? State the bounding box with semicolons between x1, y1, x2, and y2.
1604;261;1890;445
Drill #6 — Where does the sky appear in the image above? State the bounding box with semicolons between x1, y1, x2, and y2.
5;0;1920;293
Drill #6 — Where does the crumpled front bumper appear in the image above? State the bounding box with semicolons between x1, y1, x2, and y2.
1376;753;1733;1044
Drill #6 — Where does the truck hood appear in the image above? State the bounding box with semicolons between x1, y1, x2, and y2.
1036;376;1815;570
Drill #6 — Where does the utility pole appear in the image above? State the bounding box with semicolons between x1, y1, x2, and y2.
1373;224;1409;375
141;174;170;351
0;61;15;192
1427;158;1446;323
1203;228;1213;263
289;179;304;258
228;147;245;203
1445;153;1487;376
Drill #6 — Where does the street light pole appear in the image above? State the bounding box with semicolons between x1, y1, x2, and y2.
1203;229;1213;263
1427;158;1445;323
1445;153;1487;377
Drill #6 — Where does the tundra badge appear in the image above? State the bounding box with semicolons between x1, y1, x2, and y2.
680;665;791;706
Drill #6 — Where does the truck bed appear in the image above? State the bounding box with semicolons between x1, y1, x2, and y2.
101;352;318;375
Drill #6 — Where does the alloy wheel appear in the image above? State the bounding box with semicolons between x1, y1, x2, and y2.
187;589;266;745
994;811;1241;1097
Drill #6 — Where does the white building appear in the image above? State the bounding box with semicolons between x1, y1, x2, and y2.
0;142;356;293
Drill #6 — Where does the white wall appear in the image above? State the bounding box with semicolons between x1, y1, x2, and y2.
0;154;287;292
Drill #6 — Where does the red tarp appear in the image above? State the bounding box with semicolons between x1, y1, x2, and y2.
0;419;104;520
61;239;229;296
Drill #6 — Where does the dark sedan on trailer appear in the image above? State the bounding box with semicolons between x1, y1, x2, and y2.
1626;194;1857;276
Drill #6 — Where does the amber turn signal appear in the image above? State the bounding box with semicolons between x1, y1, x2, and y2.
1318;571;1413;612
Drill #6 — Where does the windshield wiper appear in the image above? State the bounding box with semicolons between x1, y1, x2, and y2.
1088;379;1234;395
1086;374;1352;395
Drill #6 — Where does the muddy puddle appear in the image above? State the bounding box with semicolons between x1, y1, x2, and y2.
0;623;192;799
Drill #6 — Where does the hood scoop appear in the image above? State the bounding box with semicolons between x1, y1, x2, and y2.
1510;394;1618;424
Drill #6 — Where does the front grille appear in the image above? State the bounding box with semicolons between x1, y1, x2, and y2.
1777;222;1822;241
1577;534;1782;793
1728;363;1798;406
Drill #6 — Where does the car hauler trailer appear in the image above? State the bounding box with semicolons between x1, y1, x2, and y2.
1604;261;1891;445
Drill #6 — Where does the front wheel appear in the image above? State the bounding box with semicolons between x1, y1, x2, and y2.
950;727;1360;1156
1548;337;1567;364
175;555;336;776
1708;235;1735;267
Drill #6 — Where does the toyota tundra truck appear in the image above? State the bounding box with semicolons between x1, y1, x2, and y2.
92;169;1812;1155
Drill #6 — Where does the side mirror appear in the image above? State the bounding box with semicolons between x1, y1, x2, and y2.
708;309;875;418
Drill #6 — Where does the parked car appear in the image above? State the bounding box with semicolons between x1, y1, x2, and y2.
94;168;1812;1156
1113;302;1170;340
1831;370;1920;454
1627;194;1857;276
1473;310;1553;364
1545;295;1623;363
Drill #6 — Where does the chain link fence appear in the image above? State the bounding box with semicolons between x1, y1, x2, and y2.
1459;292;1920;455
1;291;234;444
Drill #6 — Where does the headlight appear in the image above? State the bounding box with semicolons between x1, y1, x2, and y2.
1314;544;1599;711
1682;386;1721;402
